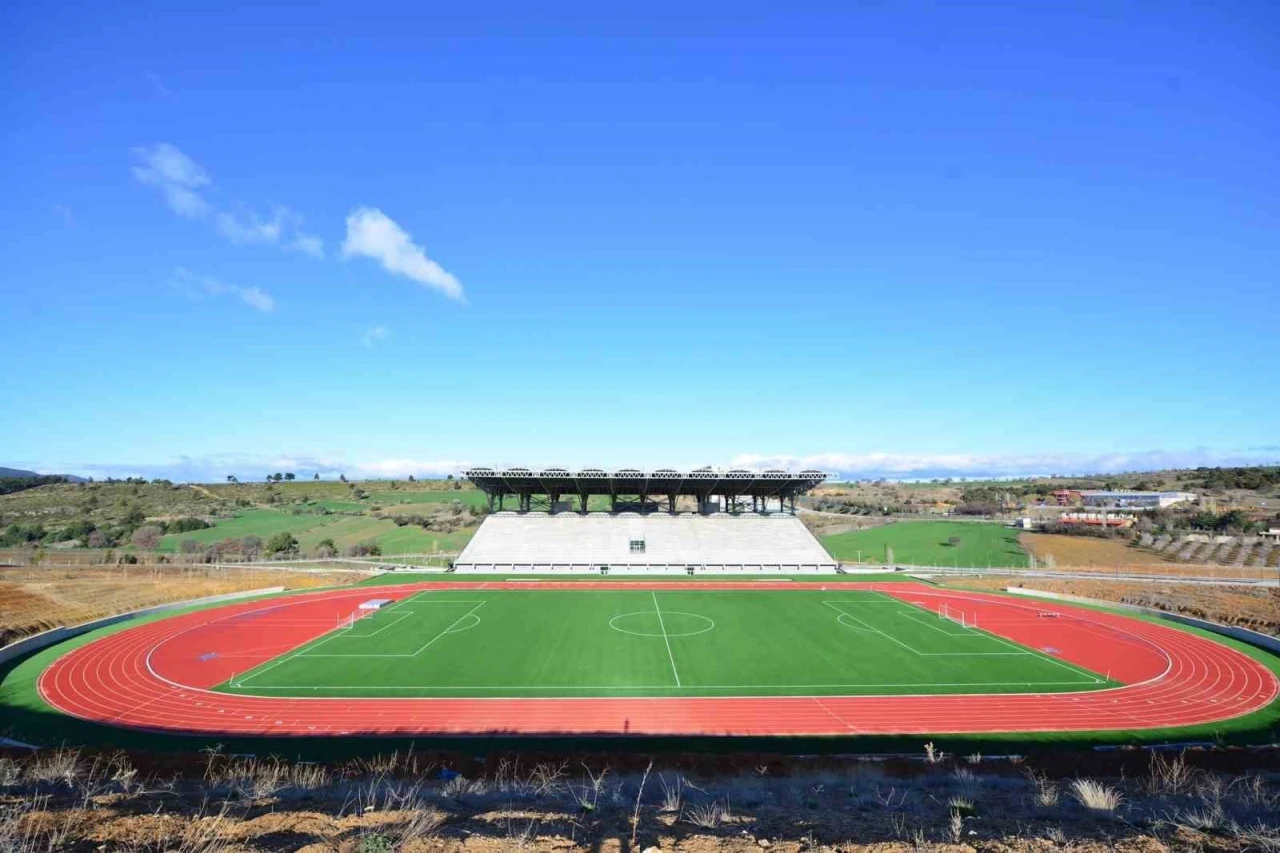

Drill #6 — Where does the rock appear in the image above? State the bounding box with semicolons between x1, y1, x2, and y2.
759;840;772;848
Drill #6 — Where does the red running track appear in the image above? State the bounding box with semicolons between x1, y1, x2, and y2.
38;582;1279;737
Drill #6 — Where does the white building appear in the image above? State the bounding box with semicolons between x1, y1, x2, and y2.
1080;490;1197;509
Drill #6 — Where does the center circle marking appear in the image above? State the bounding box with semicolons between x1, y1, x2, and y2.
608;611;716;638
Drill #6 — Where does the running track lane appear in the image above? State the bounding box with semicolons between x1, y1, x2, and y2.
37;582;1279;737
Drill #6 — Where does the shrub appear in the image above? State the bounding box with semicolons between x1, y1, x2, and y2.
265;532;299;557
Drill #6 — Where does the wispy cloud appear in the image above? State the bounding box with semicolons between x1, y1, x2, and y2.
132;143;212;217
215;209;283;244
53;204;74;225
54;454;472;483
146;72;176;99
728;448;1280;480
360;326;390;348
342;207;463;301
216;206;325;257
132;144;323;257
171;267;276;312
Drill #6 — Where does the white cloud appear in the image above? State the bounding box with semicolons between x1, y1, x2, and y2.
342;207;463;301
238;286;276;312
54;204;74;225
727;448;1280;480
171;267;275;313
56;454;471;483
216;206;325;258
215;210;283;244
132;146;324;258
361;326;390;348
288;232;325;258
132;143;211;217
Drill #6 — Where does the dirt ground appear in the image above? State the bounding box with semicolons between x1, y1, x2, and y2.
0;565;365;645
952;576;1280;636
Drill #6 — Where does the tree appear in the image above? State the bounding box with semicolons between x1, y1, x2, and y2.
265;531;299;557
130;525;163;551
271;473;284;482
315;537;337;558
226;475;238;483
407;474;415;482
284;472;295;481
339;474;347;482
313;473;320;480
240;535;263;559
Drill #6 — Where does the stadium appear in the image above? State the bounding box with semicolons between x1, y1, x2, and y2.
4;468;1278;746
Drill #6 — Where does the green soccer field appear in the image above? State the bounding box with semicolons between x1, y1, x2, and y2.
219;589;1112;698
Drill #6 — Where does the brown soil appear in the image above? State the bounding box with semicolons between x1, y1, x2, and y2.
952;576;1280;636
0;565;364;645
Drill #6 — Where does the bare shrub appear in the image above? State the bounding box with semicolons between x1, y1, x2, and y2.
686;798;731;829
1147;750;1195;796
1026;769;1059;807
658;773;684;813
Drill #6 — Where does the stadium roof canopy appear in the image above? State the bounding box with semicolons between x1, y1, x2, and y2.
464;468;828;500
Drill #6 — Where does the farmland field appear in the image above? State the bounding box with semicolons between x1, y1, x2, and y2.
155;509;334;552
822;521;1029;567
1019;532;1173;566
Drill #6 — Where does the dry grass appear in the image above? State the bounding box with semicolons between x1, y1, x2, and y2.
0;748;1276;852
1070;778;1124;813
1020;533;1175;566
955;575;1280;636
0;565;363;645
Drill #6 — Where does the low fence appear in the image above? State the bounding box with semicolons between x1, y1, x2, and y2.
0;586;284;667
1004;587;1280;656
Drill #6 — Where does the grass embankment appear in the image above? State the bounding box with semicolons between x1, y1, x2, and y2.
822;521;1029;567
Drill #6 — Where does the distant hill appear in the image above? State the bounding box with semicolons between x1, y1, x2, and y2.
0;467;40;478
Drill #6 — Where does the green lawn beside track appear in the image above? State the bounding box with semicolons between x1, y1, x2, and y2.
822;521;1029;567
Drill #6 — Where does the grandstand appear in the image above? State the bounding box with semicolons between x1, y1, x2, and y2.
456;467;837;574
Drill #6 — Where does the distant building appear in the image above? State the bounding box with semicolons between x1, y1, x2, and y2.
1261;528;1280;543
1079;490;1197;510
1059;511;1137;528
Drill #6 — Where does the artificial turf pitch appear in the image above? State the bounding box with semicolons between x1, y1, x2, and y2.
219;588;1112;698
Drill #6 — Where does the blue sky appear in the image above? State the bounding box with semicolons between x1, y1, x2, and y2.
3;1;1278;481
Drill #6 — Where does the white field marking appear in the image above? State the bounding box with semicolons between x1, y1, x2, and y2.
139;583;1187;705
231;679;1101;691
834;614;877;633
410;601;487;657
821;600;1060;659
298;600;486;656
652;591;681;687
233;590;439;683
893;609;982;637
608;611;716;638
301;601;489;658
879;591;1108;684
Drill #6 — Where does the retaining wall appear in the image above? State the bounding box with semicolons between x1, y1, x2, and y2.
0;586;284;666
